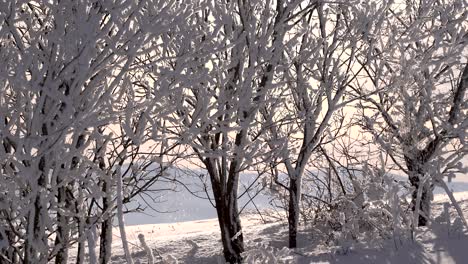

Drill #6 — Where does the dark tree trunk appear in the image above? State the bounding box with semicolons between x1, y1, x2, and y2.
288;177;299;248
99;180;112;264
405;156;432;226
215;194;244;264
76;241;84;264
54;185;69;264
401;63;467;227
29;156;48;263
409;173;432;226
71;134;87;264
75;210;85;264
206;158;244;263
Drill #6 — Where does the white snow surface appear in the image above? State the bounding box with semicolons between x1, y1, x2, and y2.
85;191;468;264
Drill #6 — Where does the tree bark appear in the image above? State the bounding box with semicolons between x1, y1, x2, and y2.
54;185;70;264
288;177;299;248
215;193;244;264
30;156;48;263
206;159;244;263
99;180;112;264
75;222;84;264
405;156;432;226
409;173;432;226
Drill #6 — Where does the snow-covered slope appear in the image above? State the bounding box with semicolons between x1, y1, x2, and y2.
101;192;468;264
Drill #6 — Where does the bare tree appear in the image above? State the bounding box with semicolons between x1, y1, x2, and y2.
261;1;387;248
353;0;467;226
0;1;189;263
162;0;310;262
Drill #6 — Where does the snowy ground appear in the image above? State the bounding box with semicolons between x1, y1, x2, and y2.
104;191;468;264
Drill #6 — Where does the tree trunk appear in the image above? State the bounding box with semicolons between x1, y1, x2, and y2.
69;135;86;264
406;156;432;226
29;156;48;263
99;211;113;264
75;217;85;264
288;177;299;248
55;185;70;264
206;159;244;263
214;193;244;263
87;223;98;264
75;192;86;264
99;180;112;264
409;174;432;226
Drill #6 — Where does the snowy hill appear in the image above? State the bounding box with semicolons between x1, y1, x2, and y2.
91;192;468;264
